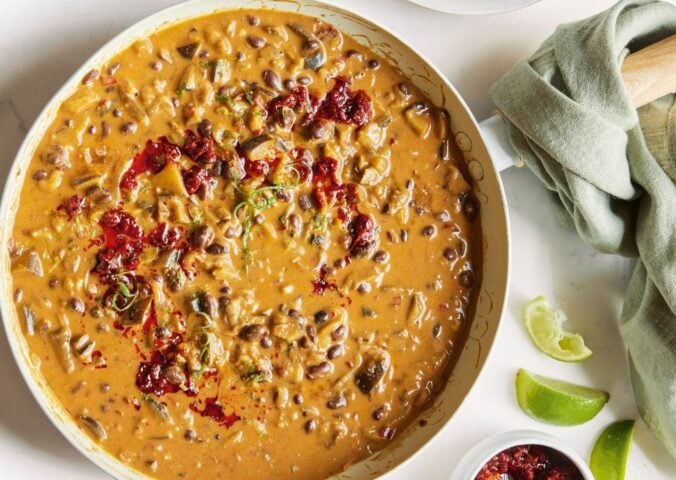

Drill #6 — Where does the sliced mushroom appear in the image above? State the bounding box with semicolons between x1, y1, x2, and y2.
23;305;36;336
407;292;427;326
50;327;75;373
145;396;172;422
177;41;200;59
121;296;153;325
355;351;390;394
118;78;149;126
240;134;276;161
16;251;44;277
287;23;326;70
42;144;71;169
72;334;96;363
80;415;107;441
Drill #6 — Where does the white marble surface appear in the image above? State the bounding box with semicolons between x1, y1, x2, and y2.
0;0;674;478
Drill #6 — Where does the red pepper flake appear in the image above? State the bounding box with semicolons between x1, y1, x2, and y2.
475;445;583;480
182;129;217;164
93;209;144;282
312;264;338;295
136;351;181;396
120;137;181;190
190;396;241;428
57;195;85;219
145;223;182;249
347;213;376;258
182;166;212;195
266;86;312;118
311;76;372;127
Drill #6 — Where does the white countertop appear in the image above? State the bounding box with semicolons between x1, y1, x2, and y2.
0;0;674;478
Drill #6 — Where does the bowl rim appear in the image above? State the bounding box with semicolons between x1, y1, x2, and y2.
0;1;511;478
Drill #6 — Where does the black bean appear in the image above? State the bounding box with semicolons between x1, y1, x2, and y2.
101;121;110;138
32;170;48;181
297;75;311;86
314;310;329;324
415;206;424;215
262;69;282;91
120;121;137;135
432;324;442;338
150;61;162;71
331;325;347;341
463;198;477;221
107;63;120;75
405;179;414;190
260;336;273;349
298;194;313;211
333;257;347;269
421;225;436;237
235;51;246;62
372;406;386;421
367;59;380;69
100;383;110;393
206;243;227;255
224;227;237;239
356;282;371;294
81;69;99;85
436;211;451;222
209;159;223;177
287;214;302;237
87;124;96;135
346;49;365;60
239;324;267;341
397;83;411;98
293;393;303;405
276;188;291;202
189;225;214;249
307;119;330;139
200;293;219;319
164;365;186;386
69;297;85;313
400;230;409;242
246;14;260;26
246;36;266;48
112;108;122;118
220;285;233;295
372;250;388;263
305;325;317;343
327;344;344;360
443;247;457;261
306;361;331;379
198;119;213;138
326;393;347;410
184;429;197;441
459;270;474;288
283;79;295;90
304;419;317;433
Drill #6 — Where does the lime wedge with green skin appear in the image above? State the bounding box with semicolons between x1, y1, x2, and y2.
515;369;609;425
523;296;592;362
590;420;635;480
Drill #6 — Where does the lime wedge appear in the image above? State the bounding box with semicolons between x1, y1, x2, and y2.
590;420;635;480
523;296;592;362
515;369;609;425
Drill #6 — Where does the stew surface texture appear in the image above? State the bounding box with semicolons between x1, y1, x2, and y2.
9;9;480;480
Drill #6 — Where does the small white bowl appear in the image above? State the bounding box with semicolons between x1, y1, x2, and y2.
450;430;594;479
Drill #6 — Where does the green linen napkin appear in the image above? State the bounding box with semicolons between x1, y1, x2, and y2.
490;0;676;456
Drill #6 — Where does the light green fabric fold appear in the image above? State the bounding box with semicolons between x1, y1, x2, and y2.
490;0;676;456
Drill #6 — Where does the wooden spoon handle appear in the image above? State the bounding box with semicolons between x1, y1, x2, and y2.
622;34;676;108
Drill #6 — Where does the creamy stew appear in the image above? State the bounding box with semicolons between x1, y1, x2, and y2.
9;9;479;480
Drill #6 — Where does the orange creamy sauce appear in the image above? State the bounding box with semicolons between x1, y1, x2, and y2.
9;9;479;479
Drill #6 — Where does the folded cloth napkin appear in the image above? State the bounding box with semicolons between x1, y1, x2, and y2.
490;0;676;456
